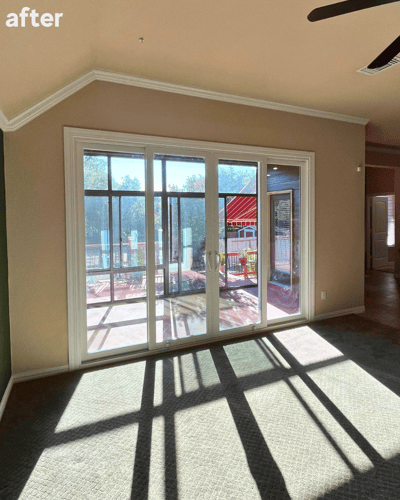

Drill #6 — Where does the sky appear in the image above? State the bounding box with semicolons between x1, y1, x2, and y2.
111;157;256;193
111;157;206;191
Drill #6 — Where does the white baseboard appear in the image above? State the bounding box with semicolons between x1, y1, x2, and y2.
13;365;70;383
0;365;69;424
314;306;366;321
0;376;14;423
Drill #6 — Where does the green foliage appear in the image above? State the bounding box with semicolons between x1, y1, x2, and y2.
181;174;205;192
218;165;255;193
84;156;145;246
117;175;141;191
84;155;108;190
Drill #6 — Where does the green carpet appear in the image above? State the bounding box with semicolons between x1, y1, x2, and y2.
1;315;400;499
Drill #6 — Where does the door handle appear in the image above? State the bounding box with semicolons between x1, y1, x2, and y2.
215;251;220;271
207;251;213;272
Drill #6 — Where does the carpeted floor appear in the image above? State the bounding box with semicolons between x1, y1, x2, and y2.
1;315;400;499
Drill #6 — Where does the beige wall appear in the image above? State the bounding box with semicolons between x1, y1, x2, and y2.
365;166;395;195
4;81;365;374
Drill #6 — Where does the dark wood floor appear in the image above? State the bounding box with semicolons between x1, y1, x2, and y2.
357;269;400;343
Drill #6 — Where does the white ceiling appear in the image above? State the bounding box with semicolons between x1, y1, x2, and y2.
2;0;400;144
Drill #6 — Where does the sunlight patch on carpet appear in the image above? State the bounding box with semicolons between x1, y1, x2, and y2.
273;326;344;366
175;399;259;499
309;359;400;461
224;340;278;377
55;362;145;432
244;377;373;500
19;424;138;500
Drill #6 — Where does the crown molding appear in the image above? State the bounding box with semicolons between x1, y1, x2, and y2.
3;71;96;132
94;70;369;125
0;108;9;131
0;70;369;132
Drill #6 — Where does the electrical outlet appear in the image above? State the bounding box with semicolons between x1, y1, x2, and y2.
321;291;327;300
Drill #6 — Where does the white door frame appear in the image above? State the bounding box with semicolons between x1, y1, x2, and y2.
64;127;315;370
371;195;389;269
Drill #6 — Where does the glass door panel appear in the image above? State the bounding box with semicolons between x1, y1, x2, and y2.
154;154;207;344
168;196;179;293
154;196;164;296
267;164;301;320
114;196;146;299
84;153;148;356
85;196;110;274
180;197;206;293
218;160;261;331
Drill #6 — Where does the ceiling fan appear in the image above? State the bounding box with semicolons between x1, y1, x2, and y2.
308;0;400;74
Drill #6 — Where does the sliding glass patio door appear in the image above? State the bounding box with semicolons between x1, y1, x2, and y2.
150;152;268;349
79;138;311;362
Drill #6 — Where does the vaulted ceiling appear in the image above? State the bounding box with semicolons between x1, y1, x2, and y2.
2;0;400;144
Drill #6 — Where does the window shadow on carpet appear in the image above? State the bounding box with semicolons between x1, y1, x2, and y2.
0;372;83;500
1;318;400;499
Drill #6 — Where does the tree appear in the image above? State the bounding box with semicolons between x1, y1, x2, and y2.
84;156;108;247
84;156;146;268
84;155;108;190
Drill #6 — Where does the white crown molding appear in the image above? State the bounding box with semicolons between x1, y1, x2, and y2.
0;70;370;133
4;71;97;132
93;70;370;125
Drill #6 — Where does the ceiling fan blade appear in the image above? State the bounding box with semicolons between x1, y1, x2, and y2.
308;0;400;22
368;35;400;69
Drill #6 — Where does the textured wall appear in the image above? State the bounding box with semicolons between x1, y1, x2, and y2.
4;81;365;373
0;129;11;398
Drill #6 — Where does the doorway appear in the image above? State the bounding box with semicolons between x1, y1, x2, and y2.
367;194;395;272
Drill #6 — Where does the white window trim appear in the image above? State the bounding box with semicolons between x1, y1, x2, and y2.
64;127;315;370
